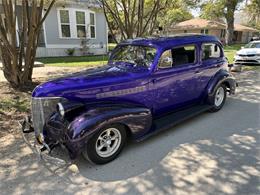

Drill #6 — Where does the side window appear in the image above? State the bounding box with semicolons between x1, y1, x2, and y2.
172;45;196;67
158;50;172;69
202;43;222;61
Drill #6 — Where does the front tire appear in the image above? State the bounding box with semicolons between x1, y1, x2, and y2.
209;84;227;112
82;124;127;164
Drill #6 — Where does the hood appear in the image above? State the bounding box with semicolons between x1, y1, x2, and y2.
32;65;147;98
237;48;260;55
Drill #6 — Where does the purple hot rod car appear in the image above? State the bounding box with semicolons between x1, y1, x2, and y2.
23;34;236;164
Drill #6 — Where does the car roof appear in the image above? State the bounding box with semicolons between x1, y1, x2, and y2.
118;34;221;50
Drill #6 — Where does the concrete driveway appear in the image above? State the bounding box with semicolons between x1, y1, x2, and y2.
0;71;259;195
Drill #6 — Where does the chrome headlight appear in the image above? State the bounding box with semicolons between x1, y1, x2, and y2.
57;102;65;117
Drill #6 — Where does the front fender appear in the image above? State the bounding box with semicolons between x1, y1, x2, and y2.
68;104;152;142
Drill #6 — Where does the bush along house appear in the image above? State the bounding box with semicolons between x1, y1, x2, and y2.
0;0;108;57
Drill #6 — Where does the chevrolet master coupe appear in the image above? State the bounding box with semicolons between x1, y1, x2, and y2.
23;34;237;164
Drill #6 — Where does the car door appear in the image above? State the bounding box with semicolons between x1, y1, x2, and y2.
151;44;204;116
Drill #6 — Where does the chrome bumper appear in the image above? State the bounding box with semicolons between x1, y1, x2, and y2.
19;116;67;165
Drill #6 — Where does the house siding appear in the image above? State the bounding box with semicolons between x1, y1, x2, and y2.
38;4;108;57
1;3;108;57
170;28;256;44
170;18;259;45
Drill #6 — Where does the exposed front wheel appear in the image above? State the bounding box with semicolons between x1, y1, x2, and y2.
82;124;126;164
209;84;227;112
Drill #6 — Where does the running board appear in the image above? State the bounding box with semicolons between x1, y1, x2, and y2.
137;104;212;141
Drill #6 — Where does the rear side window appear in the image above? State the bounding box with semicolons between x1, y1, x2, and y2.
202;43;222;61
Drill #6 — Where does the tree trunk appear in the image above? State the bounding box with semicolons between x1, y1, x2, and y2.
225;0;237;45
225;12;235;45
0;0;55;89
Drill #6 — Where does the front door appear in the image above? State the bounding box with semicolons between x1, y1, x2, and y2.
151;44;204;116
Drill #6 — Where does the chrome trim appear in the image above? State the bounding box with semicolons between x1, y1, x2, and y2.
31;97;64;136
19;120;67;165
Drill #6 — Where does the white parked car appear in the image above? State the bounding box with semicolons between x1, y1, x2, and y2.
234;41;260;66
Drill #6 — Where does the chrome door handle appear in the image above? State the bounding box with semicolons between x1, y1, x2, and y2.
195;70;202;74
152;79;157;83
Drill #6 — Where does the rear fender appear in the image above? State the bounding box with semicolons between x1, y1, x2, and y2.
205;69;236;103
67;104;152;142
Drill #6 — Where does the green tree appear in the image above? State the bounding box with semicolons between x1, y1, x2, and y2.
200;0;244;45
246;0;260;29
100;0;195;42
100;0;169;41
0;0;56;88
159;8;193;27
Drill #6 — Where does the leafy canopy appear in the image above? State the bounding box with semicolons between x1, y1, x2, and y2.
246;0;260;29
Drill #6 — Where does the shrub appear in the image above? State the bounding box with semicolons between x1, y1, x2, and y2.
66;48;75;56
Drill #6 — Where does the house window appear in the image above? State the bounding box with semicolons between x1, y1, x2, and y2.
220;29;226;38
90;12;96;38
76;11;86;38
59;10;71;38
58;9;96;39
201;29;209;34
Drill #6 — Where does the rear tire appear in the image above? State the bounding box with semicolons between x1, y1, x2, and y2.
209;84;227;112
82;124;127;164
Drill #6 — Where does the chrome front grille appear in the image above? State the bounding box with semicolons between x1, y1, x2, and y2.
31;97;62;136
238;54;256;57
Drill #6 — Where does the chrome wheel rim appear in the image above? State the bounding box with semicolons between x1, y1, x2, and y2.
215;87;225;107
95;128;121;158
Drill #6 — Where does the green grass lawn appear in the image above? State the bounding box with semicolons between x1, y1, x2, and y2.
224;44;244;63
37;43;118;67
37;55;109;67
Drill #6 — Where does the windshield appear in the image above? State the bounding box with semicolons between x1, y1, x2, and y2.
244;42;260;48
109;45;157;69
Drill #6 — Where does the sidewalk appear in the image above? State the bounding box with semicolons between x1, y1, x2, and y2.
0;61;44;68
0;65;84;82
